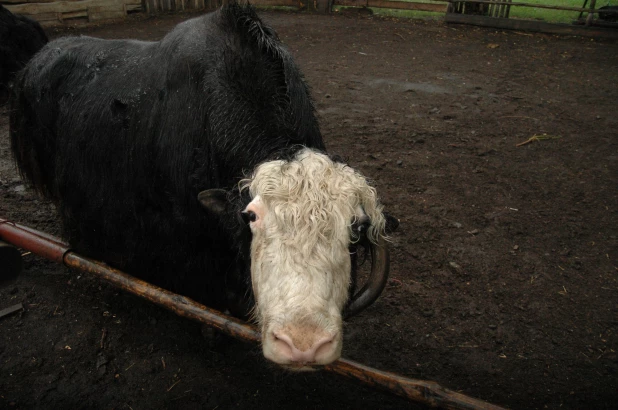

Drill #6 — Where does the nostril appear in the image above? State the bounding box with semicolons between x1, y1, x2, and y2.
271;332;294;359
313;334;337;361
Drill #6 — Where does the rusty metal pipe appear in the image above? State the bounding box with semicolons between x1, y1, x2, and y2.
0;219;68;263
9;220;68;245
0;220;506;410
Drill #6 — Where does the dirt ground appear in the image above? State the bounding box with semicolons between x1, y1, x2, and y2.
1;8;617;410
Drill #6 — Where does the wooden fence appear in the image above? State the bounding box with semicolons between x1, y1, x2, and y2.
444;0;618;38
2;0;616;37
1;0;306;25
142;0;213;14
2;0;142;26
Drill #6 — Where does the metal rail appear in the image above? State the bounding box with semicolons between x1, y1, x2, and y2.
0;219;506;410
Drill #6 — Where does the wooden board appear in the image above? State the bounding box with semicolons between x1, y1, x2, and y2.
1;0;62;4
0;0;60;5
3;0;144;26
126;3;142;12
61;10;88;19
88;9;127;21
4;0;138;15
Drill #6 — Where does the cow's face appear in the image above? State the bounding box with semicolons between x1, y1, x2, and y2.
238;149;386;370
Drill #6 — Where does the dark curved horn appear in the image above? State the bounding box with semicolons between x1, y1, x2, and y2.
344;237;390;319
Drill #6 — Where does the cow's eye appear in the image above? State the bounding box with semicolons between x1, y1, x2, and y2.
352;218;371;241
357;221;370;235
241;210;257;224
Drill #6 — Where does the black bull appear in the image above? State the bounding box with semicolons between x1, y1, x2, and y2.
0;4;48;103
10;3;394;321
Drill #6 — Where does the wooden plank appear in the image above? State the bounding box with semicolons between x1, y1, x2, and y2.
127;4;142;12
574;18;618;28
38;16;87;26
22;11;62;21
5;0;126;16
0;0;71;3
3;0;140;25
62;9;88;19
445;13;618;39
88;10;126;21
88;4;129;12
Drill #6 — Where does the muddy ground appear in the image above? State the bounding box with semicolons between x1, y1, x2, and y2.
1;8;617;410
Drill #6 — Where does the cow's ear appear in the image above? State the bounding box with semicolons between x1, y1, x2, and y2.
198;189;228;215
383;212;400;234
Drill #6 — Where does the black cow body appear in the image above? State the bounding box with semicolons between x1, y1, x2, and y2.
598;6;618;22
0;5;48;103
11;3;323;317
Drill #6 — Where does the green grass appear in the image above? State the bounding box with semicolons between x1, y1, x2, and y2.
508;0;590;23
336;0;618;24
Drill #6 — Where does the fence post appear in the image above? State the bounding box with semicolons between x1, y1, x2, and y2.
316;0;331;13
585;0;596;25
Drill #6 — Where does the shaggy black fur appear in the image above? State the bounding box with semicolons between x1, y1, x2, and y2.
598;6;618;22
0;5;47;103
10;2;323;317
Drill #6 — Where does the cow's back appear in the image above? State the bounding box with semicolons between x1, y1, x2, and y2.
10;4;323;308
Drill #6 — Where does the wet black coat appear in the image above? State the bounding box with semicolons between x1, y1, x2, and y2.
0;5;47;103
598;6;618;22
10;3;323;316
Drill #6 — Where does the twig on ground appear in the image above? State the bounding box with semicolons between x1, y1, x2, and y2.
516;133;562;147
0;303;23;320
167;379;181;392
100;328;107;349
